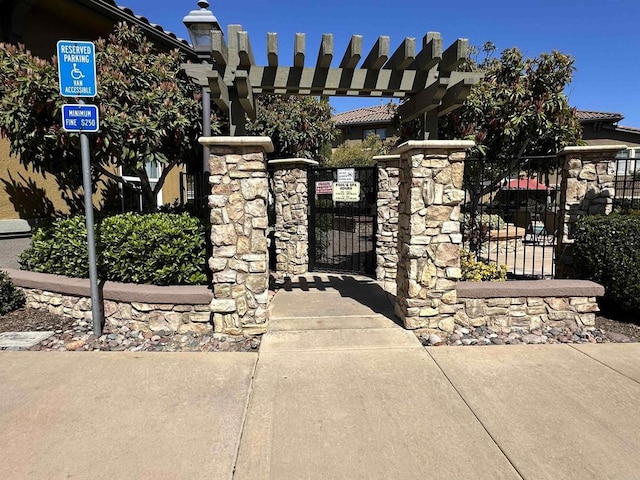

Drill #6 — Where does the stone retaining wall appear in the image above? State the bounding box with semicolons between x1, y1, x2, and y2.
5;268;214;334
445;279;604;333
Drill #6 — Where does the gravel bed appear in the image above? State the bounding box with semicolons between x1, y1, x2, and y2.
418;317;640;347
0;311;260;352
33;321;260;352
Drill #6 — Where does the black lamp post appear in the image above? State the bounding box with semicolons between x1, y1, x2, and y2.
183;1;222;172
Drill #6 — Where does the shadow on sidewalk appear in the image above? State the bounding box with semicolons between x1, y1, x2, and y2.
281;274;401;326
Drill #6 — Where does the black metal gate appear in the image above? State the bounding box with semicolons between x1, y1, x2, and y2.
308;167;377;275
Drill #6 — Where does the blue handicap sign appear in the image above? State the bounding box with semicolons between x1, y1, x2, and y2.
62;104;99;133
57;40;97;98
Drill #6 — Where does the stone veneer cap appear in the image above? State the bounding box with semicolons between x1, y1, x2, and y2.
268;158;319;166
392;140;475;155
457;279;605;299
558;145;627;155
5;268;213;304
372;154;401;161
198;136;275;153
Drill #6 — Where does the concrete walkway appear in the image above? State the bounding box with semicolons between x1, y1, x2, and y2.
1;273;640;479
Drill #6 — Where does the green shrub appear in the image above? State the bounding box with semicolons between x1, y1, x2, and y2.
460;250;507;282
19;216;89;277
0;270;25;315
572;214;640;312
461;213;506;231
19;213;207;286
99;213;207;285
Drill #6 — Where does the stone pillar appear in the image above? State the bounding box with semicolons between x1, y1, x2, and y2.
373;154;400;294
394;140;474;330
199;136;274;335
555;145;625;278
268;158;318;278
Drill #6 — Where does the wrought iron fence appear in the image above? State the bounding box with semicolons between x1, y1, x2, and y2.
308;167;377;275
462;156;561;279
179;172;210;219
613;153;640;212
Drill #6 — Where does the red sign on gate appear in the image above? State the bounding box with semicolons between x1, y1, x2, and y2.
315;181;333;195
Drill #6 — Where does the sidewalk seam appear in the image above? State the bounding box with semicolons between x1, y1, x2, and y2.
426;348;525;480
231;353;260;480
568;344;640;386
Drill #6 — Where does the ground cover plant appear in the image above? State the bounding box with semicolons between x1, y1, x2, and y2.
572;214;640;312
19;212;207;285
460;249;507;282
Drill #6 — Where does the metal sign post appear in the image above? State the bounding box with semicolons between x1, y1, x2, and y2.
57;40;103;336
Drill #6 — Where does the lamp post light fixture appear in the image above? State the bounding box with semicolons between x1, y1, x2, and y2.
182;0;221;57
183;0;222;173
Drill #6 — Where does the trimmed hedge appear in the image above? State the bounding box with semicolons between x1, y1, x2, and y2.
0;270;25;315
572;214;640;312
19;213;208;286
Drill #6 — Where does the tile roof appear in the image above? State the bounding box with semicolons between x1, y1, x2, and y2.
333;104;397;126
79;0;195;55
333;106;630;128
575;110;624;122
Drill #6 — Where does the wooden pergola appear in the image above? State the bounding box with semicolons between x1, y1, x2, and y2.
183;25;482;137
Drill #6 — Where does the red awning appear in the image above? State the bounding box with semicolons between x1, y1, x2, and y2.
503;178;551;191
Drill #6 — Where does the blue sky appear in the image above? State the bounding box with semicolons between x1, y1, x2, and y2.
121;0;640;126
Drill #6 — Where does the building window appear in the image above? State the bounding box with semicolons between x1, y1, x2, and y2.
363;128;386;140
120;161;163;212
616;148;640;177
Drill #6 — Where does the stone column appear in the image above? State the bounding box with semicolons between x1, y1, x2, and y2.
373;154;400;294
394;140;474;330
199;136;274;335
268;158;318;278
555;145;625;278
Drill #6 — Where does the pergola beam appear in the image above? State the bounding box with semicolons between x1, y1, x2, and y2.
248;66;429;96
361;36;389;70
182;28;482;135
438;77;477;116
339;35;362;69
384;37;415;70
208;70;229;111
396;78;450;122
317;34;333;68
267;32;278;67
411;32;442;71
211;30;228;65
237;31;255;68
294;33;305;68
440;38;468;74
234;71;255;118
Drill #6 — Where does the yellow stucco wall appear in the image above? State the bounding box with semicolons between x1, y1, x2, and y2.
161;167;184;206
0;139;72;220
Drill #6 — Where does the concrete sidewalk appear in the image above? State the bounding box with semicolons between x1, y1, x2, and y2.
0;352;258;480
237;274;640;479
1;273;640;479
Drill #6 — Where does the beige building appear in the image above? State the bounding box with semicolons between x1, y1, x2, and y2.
0;0;200;233
333;104;640;149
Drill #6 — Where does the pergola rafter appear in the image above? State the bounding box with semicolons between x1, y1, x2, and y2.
182;25;482;136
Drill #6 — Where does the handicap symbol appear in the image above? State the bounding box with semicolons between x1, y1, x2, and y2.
71;63;85;80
